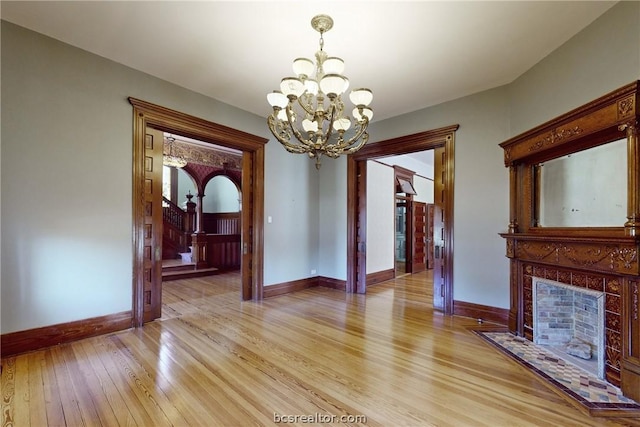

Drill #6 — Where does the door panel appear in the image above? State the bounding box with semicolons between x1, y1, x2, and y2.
241;152;254;300
411;201;427;273
143;127;164;322
356;160;367;293
426;204;435;269
433;146;446;311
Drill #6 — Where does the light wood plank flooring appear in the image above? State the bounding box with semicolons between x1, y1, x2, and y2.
3;271;639;426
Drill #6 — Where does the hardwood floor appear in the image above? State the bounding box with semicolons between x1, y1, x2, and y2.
2;271;639;426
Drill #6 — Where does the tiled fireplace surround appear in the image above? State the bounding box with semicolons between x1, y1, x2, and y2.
522;263;623;386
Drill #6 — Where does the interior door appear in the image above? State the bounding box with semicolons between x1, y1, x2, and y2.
426;203;435;269
143;127;164;322
356;160;367;293
433;146;446;310
241;152;254;300
411;201;427;273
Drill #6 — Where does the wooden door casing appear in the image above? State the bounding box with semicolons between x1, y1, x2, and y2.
347;125;457;314
130;98;268;326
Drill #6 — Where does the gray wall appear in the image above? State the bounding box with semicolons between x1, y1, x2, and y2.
367;87;511;308
353;1;639;308
0;21;318;333
2;1;639;333
509;1;640;133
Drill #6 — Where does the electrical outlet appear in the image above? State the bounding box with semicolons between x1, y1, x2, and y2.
311;269;317;275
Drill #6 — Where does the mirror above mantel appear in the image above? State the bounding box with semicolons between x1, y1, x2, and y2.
500;80;639;237
537;137;627;228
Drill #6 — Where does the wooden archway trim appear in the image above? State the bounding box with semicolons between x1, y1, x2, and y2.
347;124;458;314
129;97;268;326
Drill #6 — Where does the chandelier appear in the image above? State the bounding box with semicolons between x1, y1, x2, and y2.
266;14;373;169
163;135;187;168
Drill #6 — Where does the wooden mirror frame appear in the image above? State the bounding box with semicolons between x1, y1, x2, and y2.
498;81;640;403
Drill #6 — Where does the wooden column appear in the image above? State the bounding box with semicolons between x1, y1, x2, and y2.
623;121;640;236
508;165;518;233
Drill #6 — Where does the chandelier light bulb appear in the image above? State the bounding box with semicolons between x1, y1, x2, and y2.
280;77;305;98
304;79;319;95
323;57;345;74
320;74;348;97
352;106;374;122
349;88;373;107
276;109;289;122
333;117;352;132
292;58;315;78
302;119;319;133
267;91;288;108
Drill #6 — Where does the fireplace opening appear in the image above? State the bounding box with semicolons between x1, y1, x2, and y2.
532;277;605;379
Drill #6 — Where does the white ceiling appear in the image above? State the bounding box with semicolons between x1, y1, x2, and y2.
1;1;617;123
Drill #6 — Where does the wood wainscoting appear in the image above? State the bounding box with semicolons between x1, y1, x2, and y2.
1;311;132;357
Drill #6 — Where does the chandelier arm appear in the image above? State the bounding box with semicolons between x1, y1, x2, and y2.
285;105;316;149
332;116;369;151
297;96;316;116
267;115;307;153
342;132;369;155
324;103;338;144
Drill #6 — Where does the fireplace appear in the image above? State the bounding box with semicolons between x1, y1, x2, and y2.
532;277;605;379
499;82;640;402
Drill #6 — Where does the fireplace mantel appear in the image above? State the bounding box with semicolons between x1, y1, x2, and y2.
499;81;640;402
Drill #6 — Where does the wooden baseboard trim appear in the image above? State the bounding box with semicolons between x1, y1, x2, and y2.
453;300;508;326
367;268;395;286
264;277;318;298
1;310;132;357
319;276;347;291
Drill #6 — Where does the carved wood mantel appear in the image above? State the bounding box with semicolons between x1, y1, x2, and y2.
499;81;640;402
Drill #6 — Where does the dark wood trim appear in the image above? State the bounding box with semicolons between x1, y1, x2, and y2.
453;301;508;326
499;81;640;400
129;98;268;326
500;81;638;166
319;276;347;291
347;124;458;315
1;311;132;357
366;268;395;286
263;277;318;298
264;276;349;297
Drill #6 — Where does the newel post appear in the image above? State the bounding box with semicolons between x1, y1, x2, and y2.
191;193;209;269
184;192;196;234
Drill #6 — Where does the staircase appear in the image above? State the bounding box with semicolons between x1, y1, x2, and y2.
161;197;217;281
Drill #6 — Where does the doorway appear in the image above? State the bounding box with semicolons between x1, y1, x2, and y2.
347;125;458;314
395;198;408;276
129;98;268;326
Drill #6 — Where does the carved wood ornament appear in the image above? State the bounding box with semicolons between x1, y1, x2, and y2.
499;81;640;402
